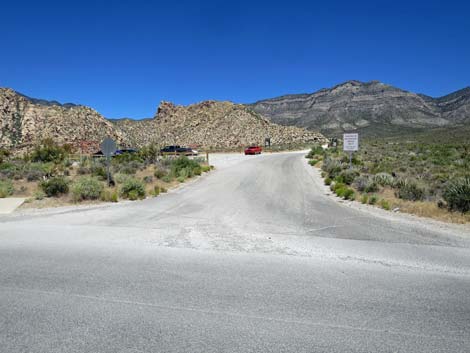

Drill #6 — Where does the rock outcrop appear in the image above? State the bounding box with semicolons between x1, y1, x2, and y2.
248;81;470;136
0;88;326;152
112;101;326;149
0;88;127;153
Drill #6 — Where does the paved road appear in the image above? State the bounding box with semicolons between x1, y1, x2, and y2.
1;152;469;352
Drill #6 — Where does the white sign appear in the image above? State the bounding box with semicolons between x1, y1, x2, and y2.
343;133;359;152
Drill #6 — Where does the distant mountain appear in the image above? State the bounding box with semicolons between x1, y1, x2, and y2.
247;81;470;137
0;88;326;152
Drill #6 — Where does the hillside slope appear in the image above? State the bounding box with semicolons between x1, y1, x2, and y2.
112;101;326;149
0;88;127;152
248;81;470;136
0;88;326;152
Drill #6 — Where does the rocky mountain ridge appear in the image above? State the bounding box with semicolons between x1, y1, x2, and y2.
248;80;470;136
0;88;326;152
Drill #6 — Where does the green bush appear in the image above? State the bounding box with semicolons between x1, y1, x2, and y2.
120;178;146;200
369;195;378;205
342;188;355;200
322;158;344;178
353;175;378;193
161;175;173;183
34;190;46;200
100;189;118;202
201;165;211;173
40;177;69;197
380;199;391;210
0;180;14;198
324;177;332;185
152;185;161;197
361;194;368;204
71;177;103;202
443;177;470;213
395;179;425;201
306;146;324;159
30;138;70;163
309;159;319;166
170;156;200;178
154;168;167;179
337;169;360;185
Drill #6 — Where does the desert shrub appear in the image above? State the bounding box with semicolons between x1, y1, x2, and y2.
154;168;167;179
337;169;359;185
77;165;90;175
120;178;146;200
373;172;394;186
322;158;344;178
0;161;20;179
114;173;129;184
201;165;211;173
369;195;378;205
143;175;153;184
34;190;46;200
0;180;14;198
90;162;108;180
170;156;200;178
306;146;324;159
30;138;71;163
71;177;103;202
380;199;391;210
309;159;319;166
160;186;167;193
361;194;368;204
152;185;161;197
0;149;10;164
117;160;143;175
395;179;425;201
24;162;51;181
324;177;332;185
342;188;355;200
353;175;379;193
161;175;173;183
100;189;118;202
40;176;69;197
443;177;470;213
138;144;159;164
177;176;186;183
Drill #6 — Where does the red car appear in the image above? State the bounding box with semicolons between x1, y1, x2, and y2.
244;146;262;155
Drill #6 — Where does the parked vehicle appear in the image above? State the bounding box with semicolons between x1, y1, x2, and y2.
160;145;181;154
244;146;262;155
114;148;138;155
177;147;199;156
160;145;198;156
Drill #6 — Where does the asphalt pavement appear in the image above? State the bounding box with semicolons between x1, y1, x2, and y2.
1;152;469;352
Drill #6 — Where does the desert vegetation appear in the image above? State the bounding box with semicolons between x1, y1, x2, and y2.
306;130;470;223
0;139;212;208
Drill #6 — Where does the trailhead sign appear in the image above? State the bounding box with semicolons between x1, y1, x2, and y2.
343;133;359;152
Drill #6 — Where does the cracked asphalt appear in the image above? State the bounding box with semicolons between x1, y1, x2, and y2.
1;152;469;352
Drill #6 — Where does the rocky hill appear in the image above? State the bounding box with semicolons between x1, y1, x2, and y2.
248;81;470;136
112;101;326;149
0;88;326;152
0;88;127;153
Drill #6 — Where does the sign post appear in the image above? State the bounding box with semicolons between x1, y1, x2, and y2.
100;137;117;186
343;133;359;169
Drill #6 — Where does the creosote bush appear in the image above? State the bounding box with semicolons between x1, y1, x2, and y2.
395;179;425;201
40;176;69;197
0;180;14;198
120;178;146;200
71;177;103;202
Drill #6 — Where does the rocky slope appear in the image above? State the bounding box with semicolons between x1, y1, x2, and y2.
248;81;470;136
0;88;326;152
0;88;126;153
112;101;326;149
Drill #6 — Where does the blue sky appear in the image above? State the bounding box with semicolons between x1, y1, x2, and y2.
1;0;469;118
